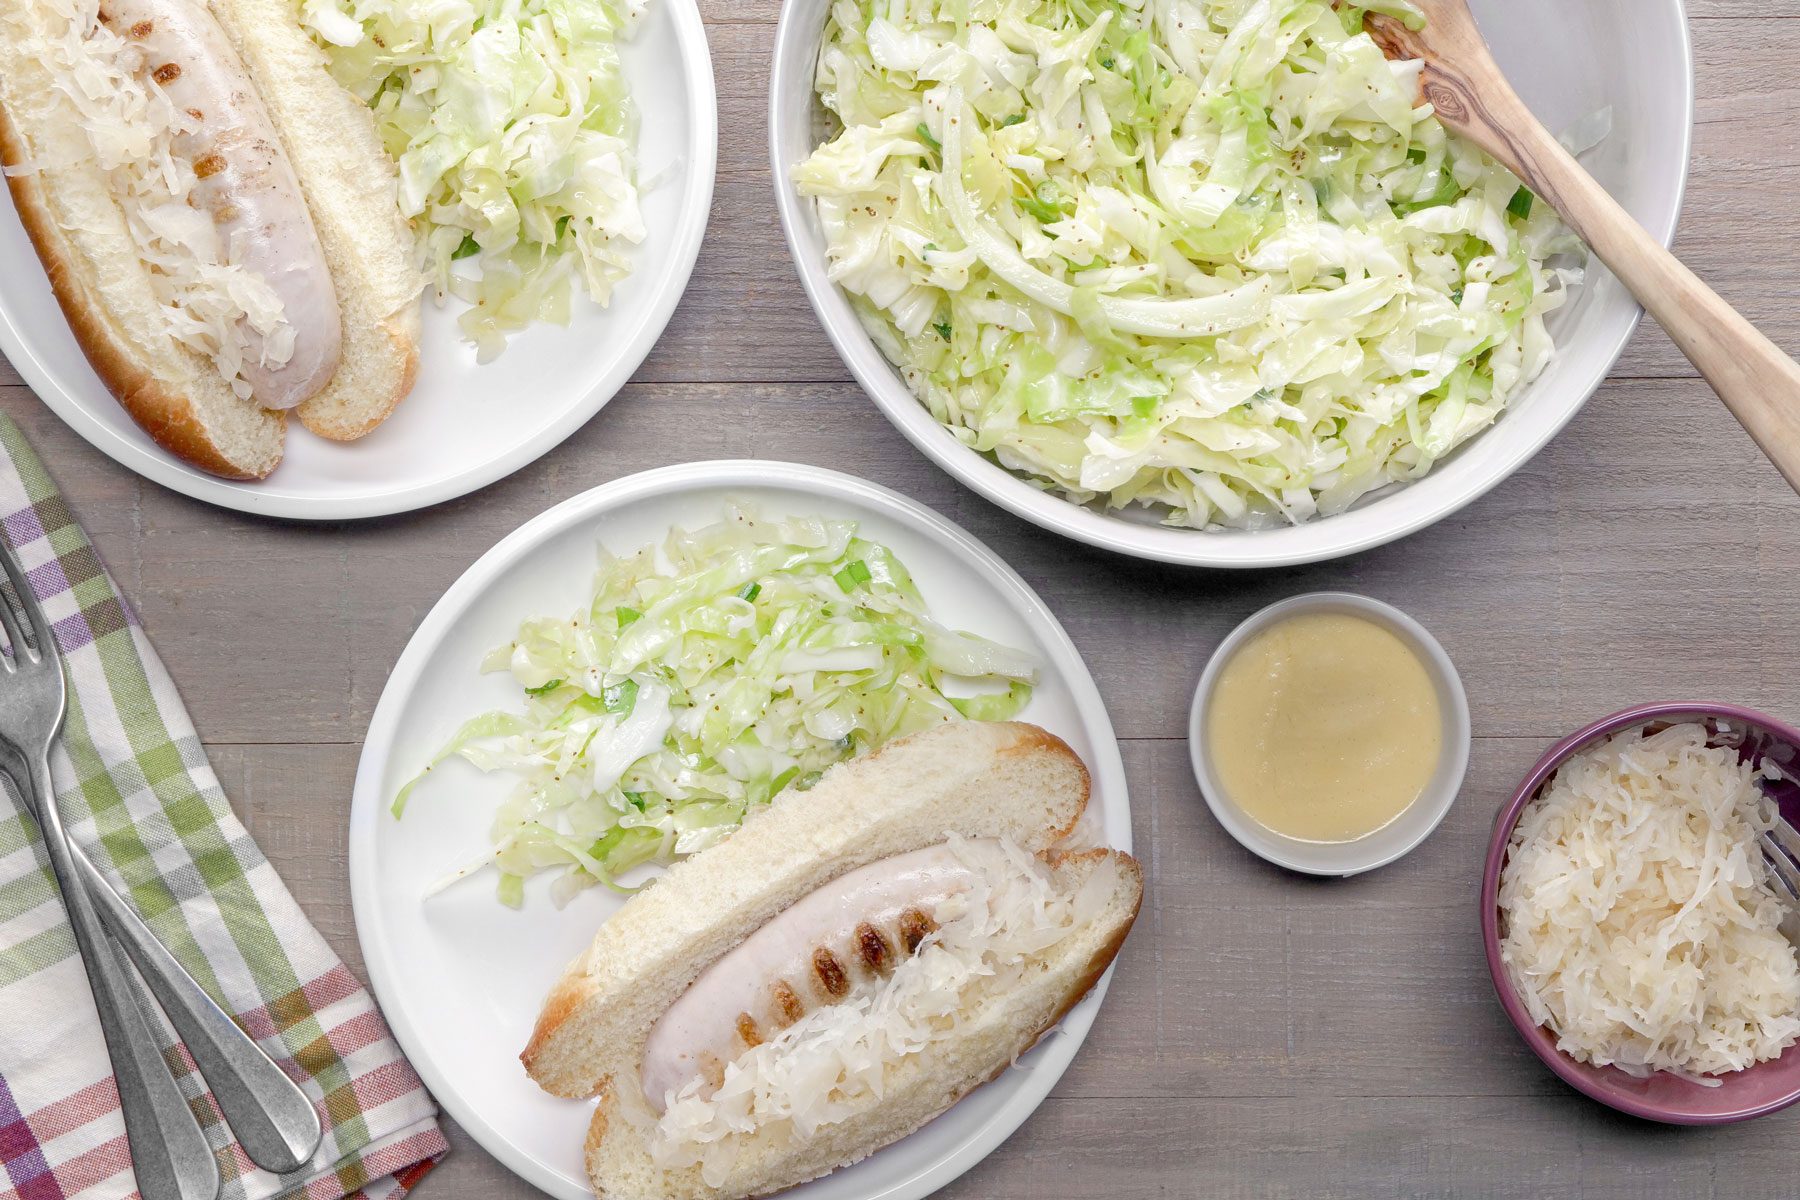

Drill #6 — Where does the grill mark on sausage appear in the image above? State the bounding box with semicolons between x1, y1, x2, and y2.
812;947;849;998
770;980;805;1027
897;906;937;954
854;921;892;973
151;61;181;85
193;152;226;180
734;1012;762;1050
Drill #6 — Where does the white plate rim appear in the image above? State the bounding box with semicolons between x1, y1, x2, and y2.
1185;591;1473;877
348;459;1132;1200
0;0;718;522
767;1;1695;568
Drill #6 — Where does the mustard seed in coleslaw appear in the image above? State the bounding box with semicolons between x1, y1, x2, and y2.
395;507;1039;908
301;0;648;359
797;0;1585;530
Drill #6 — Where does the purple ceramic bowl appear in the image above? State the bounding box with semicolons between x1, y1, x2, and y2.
1481;701;1800;1125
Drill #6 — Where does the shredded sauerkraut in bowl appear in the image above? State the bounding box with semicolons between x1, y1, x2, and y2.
1499;723;1800;1083
650;835;1105;1186
796;0;1584;530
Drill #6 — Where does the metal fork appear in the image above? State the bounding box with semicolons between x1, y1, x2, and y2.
0;535;315;1200
0;541;217;1199
1757;818;1800;950
0;733;323;1173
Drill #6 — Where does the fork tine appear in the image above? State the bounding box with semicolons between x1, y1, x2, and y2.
0;532;49;662
1766;816;1800;865
0;556;29;665
1767;855;1799;901
1763;835;1800;899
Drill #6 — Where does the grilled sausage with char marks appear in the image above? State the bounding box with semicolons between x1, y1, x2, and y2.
639;843;984;1111
100;0;341;409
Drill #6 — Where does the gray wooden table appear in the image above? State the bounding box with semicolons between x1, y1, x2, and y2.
5;3;1800;1197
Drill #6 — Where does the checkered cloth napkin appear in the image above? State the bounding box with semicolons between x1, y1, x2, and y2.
0;415;447;1200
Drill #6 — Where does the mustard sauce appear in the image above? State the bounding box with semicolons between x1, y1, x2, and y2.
1207;611;1442;843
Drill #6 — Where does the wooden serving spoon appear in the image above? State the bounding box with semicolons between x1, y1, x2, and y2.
1362;2;1800;496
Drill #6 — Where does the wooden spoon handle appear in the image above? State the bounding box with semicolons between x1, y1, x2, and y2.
1413;35;1800;495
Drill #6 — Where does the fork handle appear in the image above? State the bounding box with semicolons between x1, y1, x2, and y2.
76;847;323;1174
25;752;222;1200
1402;26;1800;497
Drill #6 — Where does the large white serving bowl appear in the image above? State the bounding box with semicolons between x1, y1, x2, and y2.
350;461;1131;1200
770;2;1693;567
0;0;715;520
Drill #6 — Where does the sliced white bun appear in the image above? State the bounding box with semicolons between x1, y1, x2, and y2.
211;0;421;443
523;720;1093;1096
590;849;1139;1200
0;0;420;477
521;720;1141;1200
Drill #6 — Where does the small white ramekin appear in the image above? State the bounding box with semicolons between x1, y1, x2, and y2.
1188;592;1472;876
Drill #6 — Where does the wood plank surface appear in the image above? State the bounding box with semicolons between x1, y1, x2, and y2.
6;2;1800;1198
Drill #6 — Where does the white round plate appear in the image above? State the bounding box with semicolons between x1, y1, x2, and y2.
350;461;1131;1200
770;0;1693;567
0;1;715;520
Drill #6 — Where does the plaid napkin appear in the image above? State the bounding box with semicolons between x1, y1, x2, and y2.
0;415;447;1200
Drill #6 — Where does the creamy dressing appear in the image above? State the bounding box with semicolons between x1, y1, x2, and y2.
1207;612;1442;843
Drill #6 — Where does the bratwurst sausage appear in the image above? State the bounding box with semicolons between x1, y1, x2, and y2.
101;0;341;409
640;843;987;1111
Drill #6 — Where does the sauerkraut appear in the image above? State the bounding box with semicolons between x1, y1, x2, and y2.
1499;723;1800;1081
5;0;291;396
650;836;1105;1185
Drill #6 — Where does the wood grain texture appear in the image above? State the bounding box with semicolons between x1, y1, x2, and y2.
10;374;1789;747
7;3;1800;1198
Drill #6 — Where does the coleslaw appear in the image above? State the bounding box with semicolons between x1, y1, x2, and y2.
396;506;1039;906
302;0;648;359
796;0;1584;529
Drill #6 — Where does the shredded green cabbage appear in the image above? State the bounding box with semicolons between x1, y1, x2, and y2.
397;506;1038;906
796;0;1583;529
301;0;647;360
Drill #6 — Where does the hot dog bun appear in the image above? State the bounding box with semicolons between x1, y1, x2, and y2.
211;0;420;444
0;0;419;478
522;721;1142;1200
523;720;1093;1095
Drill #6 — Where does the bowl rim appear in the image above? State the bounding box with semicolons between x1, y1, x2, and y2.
767;0;1697;568
1186;591;1473;876
1480;700;1800;1125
